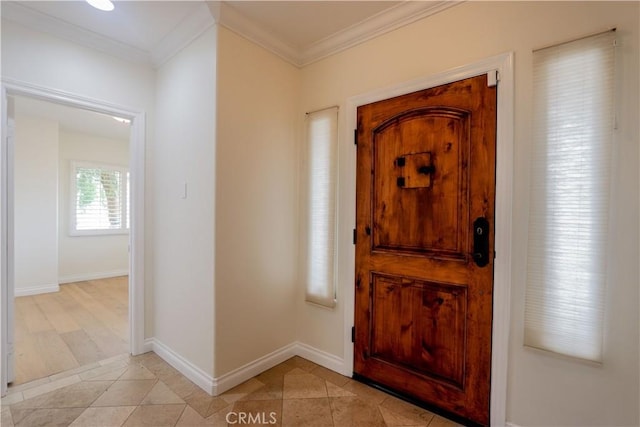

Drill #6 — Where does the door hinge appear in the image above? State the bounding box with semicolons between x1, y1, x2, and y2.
354;129;358;145
353;228;357;244
351;326;355;343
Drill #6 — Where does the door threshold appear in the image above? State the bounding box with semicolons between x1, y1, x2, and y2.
352;372;485;427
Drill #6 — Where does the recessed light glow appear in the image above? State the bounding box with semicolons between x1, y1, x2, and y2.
86;0;114;12
112;116;131;124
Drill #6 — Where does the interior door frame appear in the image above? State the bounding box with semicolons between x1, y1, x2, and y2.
0;78;147;396
340;53;514;426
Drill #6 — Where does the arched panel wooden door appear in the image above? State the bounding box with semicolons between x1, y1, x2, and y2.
354;74;497;426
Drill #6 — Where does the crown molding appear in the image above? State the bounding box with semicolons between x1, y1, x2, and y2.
217;1;462;68
217;2;301;67
150;2;215;68
299;1;461;66
1;1;152;65
2;1;461;69
1;1;215;69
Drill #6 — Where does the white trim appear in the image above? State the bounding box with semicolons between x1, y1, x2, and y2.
295;342;345;374
506;423;523;427
340;52;514;427
0;2;214;68
300;1;460;67
142;339;344;398
145;338;215;395
216;2;300;67
150;2;215;68
217;1;461;68
0;79;147;374
212;343;298;396
1;2;151;65
58;270;128;285
14;284;59;297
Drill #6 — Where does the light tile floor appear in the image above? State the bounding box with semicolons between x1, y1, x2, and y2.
1;352;462;427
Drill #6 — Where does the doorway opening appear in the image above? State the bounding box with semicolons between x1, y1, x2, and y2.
1;81;146;396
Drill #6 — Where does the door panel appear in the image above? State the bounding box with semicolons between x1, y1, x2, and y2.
354;75;496;426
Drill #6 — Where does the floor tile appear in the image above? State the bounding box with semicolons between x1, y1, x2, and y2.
325;381;356;398
340;379;389;405
7;376;51;394
176;405;214;426
162;373;200;399
380;395;435;425
8;407;33;425
2;392;25;406
3;351;462;427
12;380;112;410
69;406;136;427
49;362;101;383
310;365;350;387
428;414;464;427
22;375;81;400
231;399;282;427
282;397;333;427
283;373;327;399
79;361;128;381
141;380;185;405
1;406;14;427
91;379;156;406
283;356;319;372
241;378;284;401
330;396;386;427
119;364;156;380
220;378;265;403
14;407;85;427
122;404;186;427
183;388;225;418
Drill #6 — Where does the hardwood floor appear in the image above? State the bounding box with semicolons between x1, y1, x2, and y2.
12;276;129;385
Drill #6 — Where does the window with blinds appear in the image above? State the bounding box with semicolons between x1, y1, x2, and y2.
304;107;339;308
70;162;130;236
524;31;616;362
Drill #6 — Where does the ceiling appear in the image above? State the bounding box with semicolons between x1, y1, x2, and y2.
1;0;459;67
14;96;131;141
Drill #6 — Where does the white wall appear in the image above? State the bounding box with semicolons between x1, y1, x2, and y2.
214;27;299;376
1;19;156;336
153;25;216;376
58;130;129;283
13;115;59;296
298;2;639;426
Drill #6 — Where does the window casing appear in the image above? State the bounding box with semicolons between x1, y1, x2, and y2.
524;31;616;362
70;161;129;236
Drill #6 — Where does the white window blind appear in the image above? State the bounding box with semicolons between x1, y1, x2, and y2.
71;162;130;236
524;31;616;362
304;107;339;308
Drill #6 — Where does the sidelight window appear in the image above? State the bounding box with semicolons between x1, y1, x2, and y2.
303;107;339;308
524;30;616;362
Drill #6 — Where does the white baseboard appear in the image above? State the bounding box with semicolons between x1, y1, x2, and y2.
14;283;59;297
505;423;522;427
144;338;215;394
212;342;298;396
295;341;346;375
143;339;347;398
59;269;128;284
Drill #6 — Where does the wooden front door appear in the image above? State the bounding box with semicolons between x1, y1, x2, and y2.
354;74;497;426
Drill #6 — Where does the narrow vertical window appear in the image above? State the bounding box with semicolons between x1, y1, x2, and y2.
304;107;339;308
525;31;616;362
